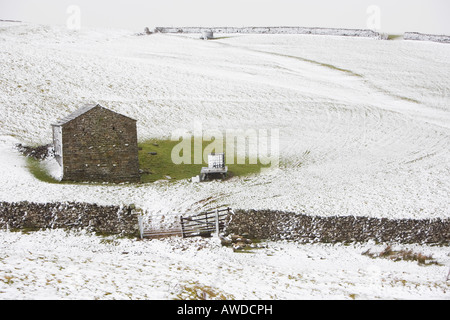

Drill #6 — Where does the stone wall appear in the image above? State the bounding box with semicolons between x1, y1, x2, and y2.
4;203;447;244
0;201;139;237
61;105;140;183
226;209;450;244
153;26;384;39
404;32;450;44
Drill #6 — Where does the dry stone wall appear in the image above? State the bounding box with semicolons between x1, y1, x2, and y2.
153;26;384;38
0;201;139;237
404;32;450;44
226;209;450;244
2;203;448;244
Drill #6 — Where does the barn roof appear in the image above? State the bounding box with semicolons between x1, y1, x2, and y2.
51;103;136;126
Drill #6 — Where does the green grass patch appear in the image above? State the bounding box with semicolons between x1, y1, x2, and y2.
387;34;403;40
138;138;270;183
26;157;59;184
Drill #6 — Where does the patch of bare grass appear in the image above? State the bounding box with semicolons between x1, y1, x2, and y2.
362;246;441;266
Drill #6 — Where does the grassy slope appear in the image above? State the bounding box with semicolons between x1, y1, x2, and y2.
26;157;59;184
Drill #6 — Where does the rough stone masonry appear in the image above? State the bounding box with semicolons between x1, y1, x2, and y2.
226;209;450;244
0;201;139;237
52;104;140;183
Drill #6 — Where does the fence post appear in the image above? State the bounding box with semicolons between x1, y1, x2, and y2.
215;209;220;237
138;215;144;239
180;215;186;238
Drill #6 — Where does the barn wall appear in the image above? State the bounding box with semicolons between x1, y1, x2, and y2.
61;106;140;183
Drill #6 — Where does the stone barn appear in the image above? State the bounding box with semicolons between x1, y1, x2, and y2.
51;103;140;183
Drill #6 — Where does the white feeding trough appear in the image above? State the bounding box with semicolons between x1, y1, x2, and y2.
200;153;228;181
201;30;214;40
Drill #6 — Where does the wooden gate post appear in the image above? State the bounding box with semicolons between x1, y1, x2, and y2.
180;216;186;238
215;209;220;237
138;215;144;239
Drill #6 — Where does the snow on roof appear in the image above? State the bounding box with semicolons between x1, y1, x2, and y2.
51;103;136;126
51;103;99;126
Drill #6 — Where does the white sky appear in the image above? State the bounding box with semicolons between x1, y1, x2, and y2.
1;0;449;35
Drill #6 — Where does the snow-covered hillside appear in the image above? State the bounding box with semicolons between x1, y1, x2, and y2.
1;229;448;300
0;22;449;300
0;21;449;220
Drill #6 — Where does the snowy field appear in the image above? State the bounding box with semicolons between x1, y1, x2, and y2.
1;229;449;300
0;21;449;299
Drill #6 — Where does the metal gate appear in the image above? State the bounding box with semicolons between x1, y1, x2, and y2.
138;207;233;239
180;207;232;238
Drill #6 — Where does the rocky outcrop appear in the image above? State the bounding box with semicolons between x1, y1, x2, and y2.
226;209;450;244
0;201;139;237
15;143;53;160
